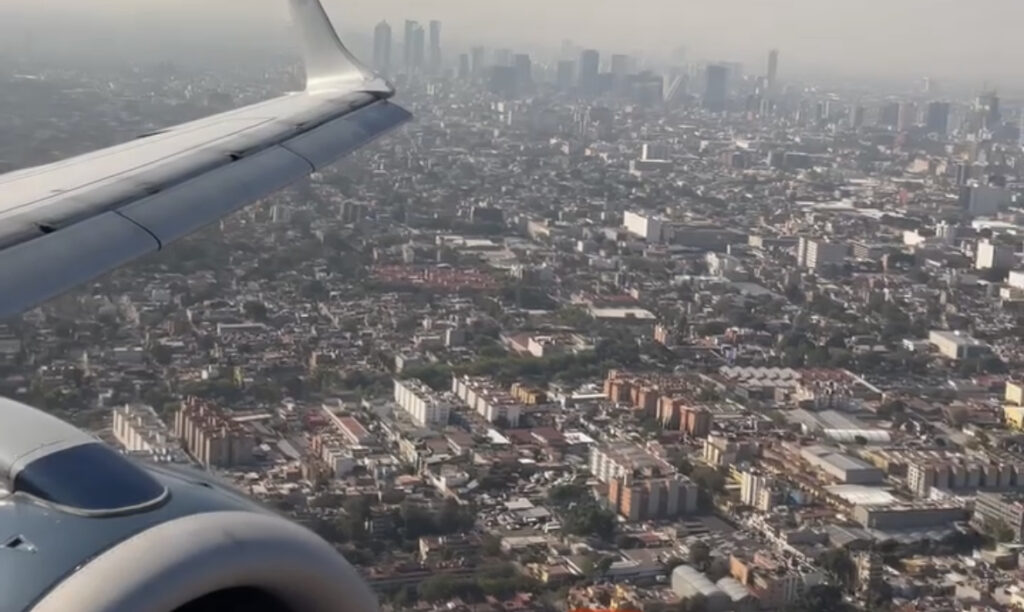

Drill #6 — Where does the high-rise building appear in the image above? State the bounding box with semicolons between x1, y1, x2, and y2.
403;20;417;71
740;469;770;507
428;20;442;73
849;105;865;129
403;20;425;73
470;46;486;77
556;60;575;90
493;48;512;67
611;54;630;78
798;237;848;270
513;54;532;91
373;21;392;74
977;91;1001;128
975;238;1015;269
767;49;779;92
681;406;712;437
897;101;917;131
877;102;900;128
488;66;518;98
411;25;425;72
703;64;728;112
962;185;1011;218
579;49;600;97
926;101;951;135
457;53;470;80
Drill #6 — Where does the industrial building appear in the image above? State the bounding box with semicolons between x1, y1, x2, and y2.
853;503;968;530
671;565;732;612
973;492;1024;542
800;445;885;485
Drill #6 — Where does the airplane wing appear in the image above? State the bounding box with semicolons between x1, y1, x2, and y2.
0;2;409;611
0;0;411;320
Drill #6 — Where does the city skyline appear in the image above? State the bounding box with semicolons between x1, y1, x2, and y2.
3;0;1024;87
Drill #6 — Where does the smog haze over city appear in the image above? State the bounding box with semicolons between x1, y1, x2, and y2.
3;0;1024;86
7;0;1024;611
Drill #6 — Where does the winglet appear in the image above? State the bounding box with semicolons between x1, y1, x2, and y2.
289;0;393;95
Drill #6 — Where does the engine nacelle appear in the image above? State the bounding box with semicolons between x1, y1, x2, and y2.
0;397;376;612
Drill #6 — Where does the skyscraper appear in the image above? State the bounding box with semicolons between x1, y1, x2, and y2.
403;20;424;73
767;49;779;92
897;101;917;132
470;46;486;77
556;60;575;91
403;20;416;71
611;54;630;78
411;25;425;72
926;101;951;135
977;91;1001;128
493;49;512;67
579;49;600;97
878;102;900;128
458;53;470;80
373;21;392;74
513;54;533;92
703;64;728;112
428;20;442;73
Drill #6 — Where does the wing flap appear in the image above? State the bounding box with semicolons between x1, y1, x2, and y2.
0;213;160;317
280;100;412;171
117;146;313;246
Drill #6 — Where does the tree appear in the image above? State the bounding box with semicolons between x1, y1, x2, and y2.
706;558;730;582
596;556;614;574
243;300;269;321
562;502;616;540
986;517;1016;543
678;593;708;612
151;344;174;366
547;484;588;507
482;534;502;557
784;585;849;612
819;548;855;591
688;541;711;569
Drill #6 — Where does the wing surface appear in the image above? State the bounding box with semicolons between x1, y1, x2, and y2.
0;0;410;319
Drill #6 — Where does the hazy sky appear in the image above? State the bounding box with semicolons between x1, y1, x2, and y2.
3;0;1023;85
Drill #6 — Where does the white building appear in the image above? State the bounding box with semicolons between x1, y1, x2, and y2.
393;378;453;427
623;211;665;243
1008;270;1024;290
798;237;847;270
451;375;522;427
741;469;770;507
112;404;187;463
976;239;1015;270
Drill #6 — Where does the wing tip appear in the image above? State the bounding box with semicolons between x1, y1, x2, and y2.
290;0;394;96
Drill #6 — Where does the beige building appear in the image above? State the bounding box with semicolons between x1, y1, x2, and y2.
928;330;989;360
173;398;254;468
